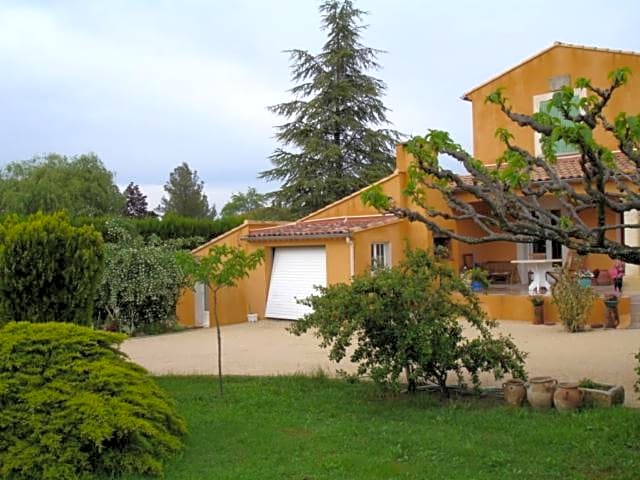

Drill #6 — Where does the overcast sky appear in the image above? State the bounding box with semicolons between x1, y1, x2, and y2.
1;0;638;210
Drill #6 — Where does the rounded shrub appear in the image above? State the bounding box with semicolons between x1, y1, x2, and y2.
95;236;186;334
291;248;527;394
0;212;104;325
0;322;186;479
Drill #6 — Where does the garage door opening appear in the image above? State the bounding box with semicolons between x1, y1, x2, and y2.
265;247;327;320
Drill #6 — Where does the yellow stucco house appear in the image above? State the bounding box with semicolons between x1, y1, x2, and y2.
177;42;640;328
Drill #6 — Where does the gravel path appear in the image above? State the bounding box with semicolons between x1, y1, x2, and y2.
122;320;640;406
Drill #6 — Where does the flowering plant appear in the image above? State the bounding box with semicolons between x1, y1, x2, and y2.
578;269;594;279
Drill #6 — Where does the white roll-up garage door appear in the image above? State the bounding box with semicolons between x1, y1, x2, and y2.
265;247;327;320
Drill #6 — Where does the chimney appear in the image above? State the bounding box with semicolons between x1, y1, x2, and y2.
394;143;411;173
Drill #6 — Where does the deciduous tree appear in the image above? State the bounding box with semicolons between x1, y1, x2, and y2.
363;68;640;264
220;187;294;221
261;0;399;217
220;187;267;217
177;246;264;395
291;248;526;394
0;153;124;216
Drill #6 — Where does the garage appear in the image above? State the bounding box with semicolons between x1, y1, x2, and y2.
265;246;327;320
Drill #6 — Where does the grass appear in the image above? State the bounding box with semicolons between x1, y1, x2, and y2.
126;375;640;480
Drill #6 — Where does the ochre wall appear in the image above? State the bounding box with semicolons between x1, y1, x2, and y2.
466;46;640;162
479;293;631;328
303;173;406;221
455;216;517;265
352;221;411;275
176;222;283;327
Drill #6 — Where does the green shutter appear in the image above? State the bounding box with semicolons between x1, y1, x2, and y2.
539;98;578;155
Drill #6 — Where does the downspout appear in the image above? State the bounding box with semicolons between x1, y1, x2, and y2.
346;236;355;278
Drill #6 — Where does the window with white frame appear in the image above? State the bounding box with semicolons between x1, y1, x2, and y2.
371;242;391;270
533;89;584;157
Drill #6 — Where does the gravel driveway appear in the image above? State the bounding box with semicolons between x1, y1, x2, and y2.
122;320;640;406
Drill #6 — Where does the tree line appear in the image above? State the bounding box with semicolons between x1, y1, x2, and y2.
0;0;400;229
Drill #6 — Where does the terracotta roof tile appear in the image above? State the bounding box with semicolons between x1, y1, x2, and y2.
460;152;634;186
246;215;398;240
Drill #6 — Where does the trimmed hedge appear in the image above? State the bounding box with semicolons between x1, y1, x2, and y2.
0;322;186;479
0;212;104;325
72;213;244;245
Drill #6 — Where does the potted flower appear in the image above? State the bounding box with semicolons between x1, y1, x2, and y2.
530;295;545;325
578;269;594;288
469;267;489;293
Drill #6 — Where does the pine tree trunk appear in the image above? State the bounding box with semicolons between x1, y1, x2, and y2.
212;287;223;395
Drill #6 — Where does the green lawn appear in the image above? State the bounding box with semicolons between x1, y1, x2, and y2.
127;375;640;480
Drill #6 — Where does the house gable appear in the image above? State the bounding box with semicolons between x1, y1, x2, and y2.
464;43;640;163
302;145;412;221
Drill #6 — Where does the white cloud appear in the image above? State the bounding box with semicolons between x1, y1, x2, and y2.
0;4;281;130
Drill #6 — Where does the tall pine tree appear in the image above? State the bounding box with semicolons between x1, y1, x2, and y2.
159;163;214;218
260;0;399;217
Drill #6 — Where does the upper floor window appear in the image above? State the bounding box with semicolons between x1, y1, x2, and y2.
371;242;391;271
533;89;584;157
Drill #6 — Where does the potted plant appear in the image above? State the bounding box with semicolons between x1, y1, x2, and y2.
603;294;620;329
578;269;594;288
467;267;489;292
530;295;545;325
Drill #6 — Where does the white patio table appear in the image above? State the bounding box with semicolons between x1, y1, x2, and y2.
510;259;562;295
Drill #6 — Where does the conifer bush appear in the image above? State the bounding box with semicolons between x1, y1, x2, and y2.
0;322;186;479
0;212;104;325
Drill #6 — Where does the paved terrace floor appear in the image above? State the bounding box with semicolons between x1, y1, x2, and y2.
122;320;640;407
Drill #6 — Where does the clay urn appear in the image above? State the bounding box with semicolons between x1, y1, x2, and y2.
526;376;557;410
503;379;526;406
553;382;584;412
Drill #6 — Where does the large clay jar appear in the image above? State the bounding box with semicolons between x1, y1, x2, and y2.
503;379;526;406
553;382;584;412
526;376;557;410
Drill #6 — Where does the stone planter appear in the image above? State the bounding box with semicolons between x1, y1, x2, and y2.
579;382;625;407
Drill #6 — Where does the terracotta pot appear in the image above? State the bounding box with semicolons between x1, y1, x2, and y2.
503;379;526;406
603;301;619;329
532;304;544;325
526;376;557;410
553;382;584;412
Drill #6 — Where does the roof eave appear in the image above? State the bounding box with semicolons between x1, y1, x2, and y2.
243;233;349;242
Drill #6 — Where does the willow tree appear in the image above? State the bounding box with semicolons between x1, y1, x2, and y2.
363;68;640;264
261;0;399;217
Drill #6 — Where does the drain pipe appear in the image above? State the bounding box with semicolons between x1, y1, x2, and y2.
346;236;355;278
